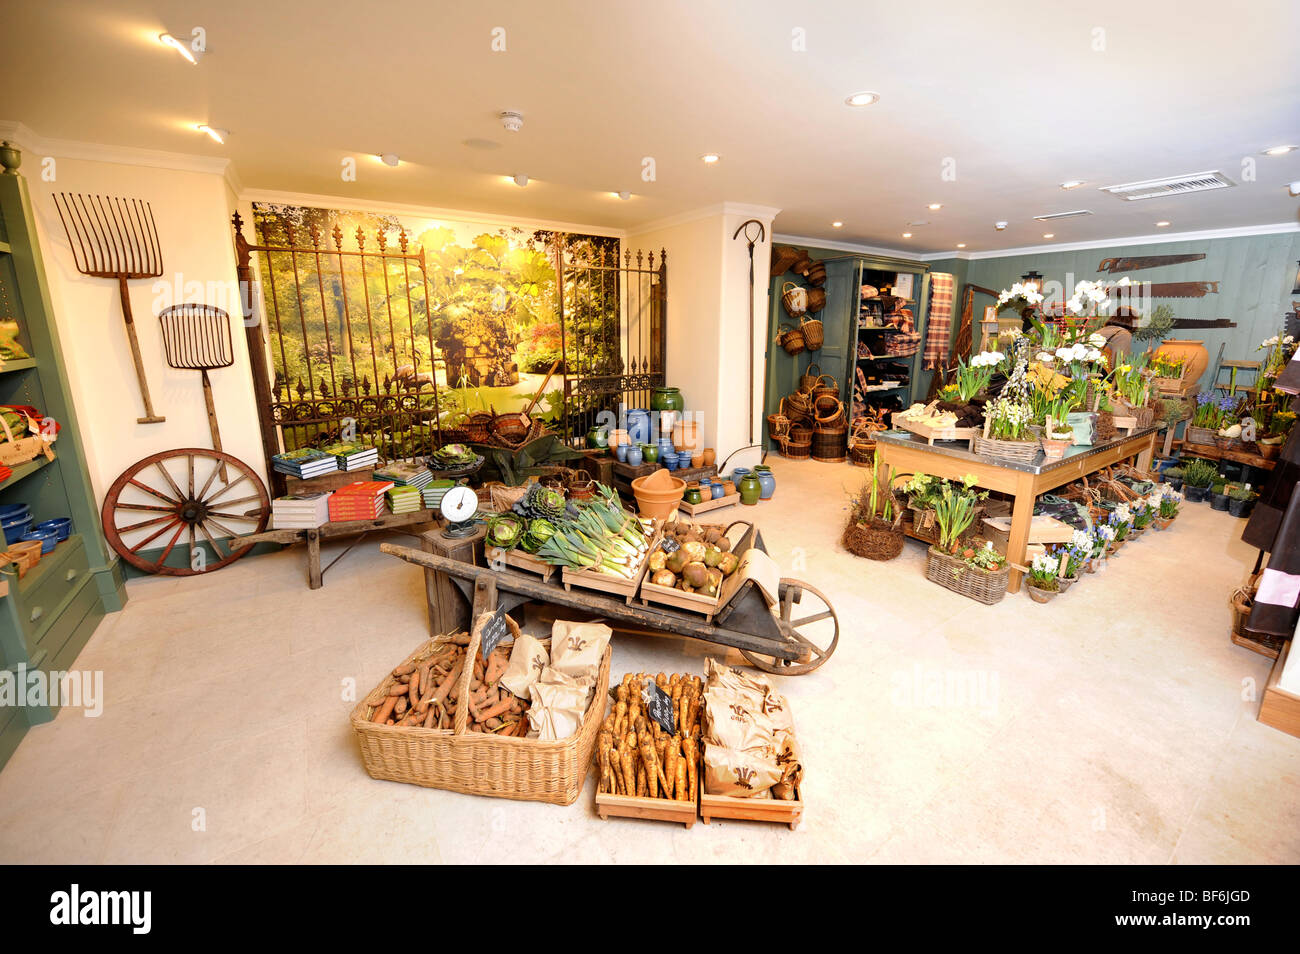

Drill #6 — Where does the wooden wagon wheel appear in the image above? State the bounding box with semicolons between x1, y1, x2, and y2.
101;448;270;576
740;578;839;675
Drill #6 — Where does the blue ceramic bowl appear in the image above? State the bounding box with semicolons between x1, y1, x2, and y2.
0;503;30;522
2;517;31;540
21;528;59;554
36;517;71;541
663;452;680;470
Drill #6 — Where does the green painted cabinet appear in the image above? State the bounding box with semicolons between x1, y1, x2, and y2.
0;145;126;770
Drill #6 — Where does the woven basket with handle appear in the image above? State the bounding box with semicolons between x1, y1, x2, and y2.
800;363;822;393
800;314;824;351
925;547;1009;604
350;613;610;804
775;323;806;356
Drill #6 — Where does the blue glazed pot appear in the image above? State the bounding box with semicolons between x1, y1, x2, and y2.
664;452;679;470
711;482;725;499
626;445;643;466
731;467;751;485
754;468;776;500
626;409;651;445
615;443;629;463
36;517;72;541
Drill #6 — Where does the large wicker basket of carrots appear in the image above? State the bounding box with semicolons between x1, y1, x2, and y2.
350;612;610;805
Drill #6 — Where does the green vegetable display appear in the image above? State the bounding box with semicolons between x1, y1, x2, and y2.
534;484;650;578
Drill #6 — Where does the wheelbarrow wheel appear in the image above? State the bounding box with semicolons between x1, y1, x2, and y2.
101;448;270;576
740;578;838;675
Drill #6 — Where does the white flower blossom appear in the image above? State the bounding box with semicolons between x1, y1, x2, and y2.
1097;524;1116;541
1088;333;1107;348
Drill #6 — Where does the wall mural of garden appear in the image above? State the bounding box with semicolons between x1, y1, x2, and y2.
250;202;621;457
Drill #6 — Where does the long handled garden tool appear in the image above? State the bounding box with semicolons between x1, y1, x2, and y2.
158;303;235;480
53;193;166;423
730;218;767;470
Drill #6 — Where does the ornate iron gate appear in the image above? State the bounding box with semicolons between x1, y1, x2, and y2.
232;213;666;488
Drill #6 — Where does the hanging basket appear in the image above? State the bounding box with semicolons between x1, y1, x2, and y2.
775;323;806;356
799;313;824;351
804;287;827;313
781;281;808;318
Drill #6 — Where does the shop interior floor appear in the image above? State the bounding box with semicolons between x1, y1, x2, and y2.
0;457;1296;864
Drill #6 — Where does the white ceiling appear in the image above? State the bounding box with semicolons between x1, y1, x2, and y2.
2;0;1298;253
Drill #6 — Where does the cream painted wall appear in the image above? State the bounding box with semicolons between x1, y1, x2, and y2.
28;157;265;503
628;204;777;464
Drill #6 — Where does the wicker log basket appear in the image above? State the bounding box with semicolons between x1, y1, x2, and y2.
925;547;1010;605
973;434;1041;464
350;613;610;805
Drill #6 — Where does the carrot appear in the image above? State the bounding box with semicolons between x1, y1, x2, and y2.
675;757;688;802
386;683;410;696
663;737;679;801
408;668;422;709
371;694;398;723
479;695;514;720
431;658;463;705
392;662;417;677
394;696;408;717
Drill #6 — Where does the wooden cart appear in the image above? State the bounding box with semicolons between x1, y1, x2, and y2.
379;523;838;675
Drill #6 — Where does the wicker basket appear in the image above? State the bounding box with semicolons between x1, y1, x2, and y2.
811;425;846;462
810;374;840;403
785;390;813;422
0;413;49;467
779;431;812;459
842;513;904;560
350;614;610;804
781;281;808;318
1229;576;1287;658
973;434;1041;463
925;546;1009;604
813;395;844;426
799;363;822;393
800;314;824;351
775;324;806;357
767;398;792;442
462;411;496;444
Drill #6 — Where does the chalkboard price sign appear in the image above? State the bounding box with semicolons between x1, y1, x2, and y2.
643;681;676;734
480;607;510;660
660;536;680;553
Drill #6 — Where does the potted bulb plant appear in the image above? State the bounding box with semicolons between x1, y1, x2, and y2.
1026;552;1062;603
1154;492;1180;530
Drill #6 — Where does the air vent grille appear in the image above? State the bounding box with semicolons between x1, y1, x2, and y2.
1033;209;1093;221
1100;171;1235;201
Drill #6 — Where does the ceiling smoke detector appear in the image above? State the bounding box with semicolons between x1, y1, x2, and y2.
499;111;524;133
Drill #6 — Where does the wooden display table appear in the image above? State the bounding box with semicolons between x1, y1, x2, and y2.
234;509;439;589
1177;440;1277;472
874;428;1157;593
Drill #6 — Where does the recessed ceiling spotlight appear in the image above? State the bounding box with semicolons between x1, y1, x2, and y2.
1289;182;1300;197
956;243;967;249
901;232;912;239
159;33;197;64
1263;145;1296;156
994;221;1008;231
1155;220;1171;227
1043;233;1054;239
378;153;400;167
1060;180;1086;189
196;124;227;144
928;203;942;211
832;221;843;228
700;153;720;164
844;91;880;107
614;191;631;200
512;174;529;187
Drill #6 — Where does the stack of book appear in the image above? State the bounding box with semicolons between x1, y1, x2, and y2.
271;492;331;529
386;485;423;515
271;448;337;480
373;460;433;490
422;479;456;511
325;442;380;472
327;481;393;522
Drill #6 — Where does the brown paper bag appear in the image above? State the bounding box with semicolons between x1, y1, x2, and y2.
549;620;612;684
499;634;549;699
702;685;774;751
527;679;591;741
703;743;782;797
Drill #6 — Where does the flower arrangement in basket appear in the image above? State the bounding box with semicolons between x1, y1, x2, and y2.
922;476;1010;604
840;450;904;560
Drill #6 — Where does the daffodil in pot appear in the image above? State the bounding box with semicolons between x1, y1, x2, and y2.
1026;553;1062;603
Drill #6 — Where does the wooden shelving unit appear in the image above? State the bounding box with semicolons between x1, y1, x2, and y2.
0;146;127;770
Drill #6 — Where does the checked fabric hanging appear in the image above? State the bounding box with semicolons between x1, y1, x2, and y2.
923;273;955;371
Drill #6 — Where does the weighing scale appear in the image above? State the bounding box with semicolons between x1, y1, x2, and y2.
440;485;480;538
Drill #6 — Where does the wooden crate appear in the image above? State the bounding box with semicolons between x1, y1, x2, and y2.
699;786;803;830
678;493;740;516
1259;642;1300;739
595;790;698;828
561;521;661;602
638;522;758;620
981;514;1076;547
485;545;557;582
889;413;978;447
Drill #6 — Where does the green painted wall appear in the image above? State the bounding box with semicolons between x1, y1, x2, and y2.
945;232;1300;391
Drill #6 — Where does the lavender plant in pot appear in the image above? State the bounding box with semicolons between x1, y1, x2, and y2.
1180;458;1217;503
1210;480;1230;512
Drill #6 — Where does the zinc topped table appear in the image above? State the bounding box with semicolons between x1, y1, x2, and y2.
873;427;1157;593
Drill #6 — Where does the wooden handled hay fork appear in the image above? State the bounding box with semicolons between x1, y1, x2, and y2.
53;193;166;423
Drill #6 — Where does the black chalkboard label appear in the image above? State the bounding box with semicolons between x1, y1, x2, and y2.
644;682;676;734
660;536;680;553
480;607;510;660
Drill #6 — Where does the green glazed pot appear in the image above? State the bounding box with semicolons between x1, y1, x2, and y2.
650;387;684;412
683;488;703;505
641;444;659;464
586;425;608;449
738;473;762;506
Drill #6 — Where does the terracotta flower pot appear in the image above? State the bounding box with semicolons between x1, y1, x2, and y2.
1026;582;1058;603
